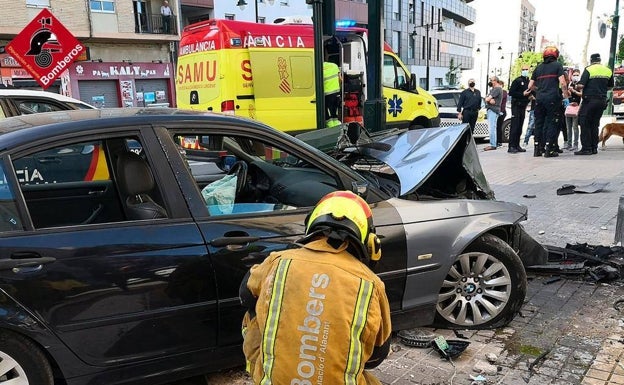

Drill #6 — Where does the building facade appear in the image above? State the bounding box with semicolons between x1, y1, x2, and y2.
0;0;177;107
384;0;476;90
466;0;536;91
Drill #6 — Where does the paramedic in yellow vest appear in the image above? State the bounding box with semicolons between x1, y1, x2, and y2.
323;51;343;128
574;53;614;155
239;190;391;385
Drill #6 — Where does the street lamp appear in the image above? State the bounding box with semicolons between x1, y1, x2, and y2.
501;52;519;87
476;42;502;93
236;0;275;23
411;21;444;91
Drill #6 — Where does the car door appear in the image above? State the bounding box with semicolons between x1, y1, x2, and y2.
0;127;218;370
157;123;408;346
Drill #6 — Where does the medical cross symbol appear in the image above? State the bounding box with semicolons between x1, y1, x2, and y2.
388;94;403;117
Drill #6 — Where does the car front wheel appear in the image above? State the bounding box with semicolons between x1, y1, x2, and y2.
434;234;527;329
0;330;53;385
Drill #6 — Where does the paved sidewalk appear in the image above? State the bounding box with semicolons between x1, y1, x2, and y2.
195;133;624;385
477;135;624;248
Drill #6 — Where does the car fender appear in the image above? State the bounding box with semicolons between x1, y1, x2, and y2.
393;199;539;315
0;289;91;381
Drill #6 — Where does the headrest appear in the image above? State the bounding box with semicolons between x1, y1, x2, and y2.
116;152;155;196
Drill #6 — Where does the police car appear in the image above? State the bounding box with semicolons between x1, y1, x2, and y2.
431;89;512;142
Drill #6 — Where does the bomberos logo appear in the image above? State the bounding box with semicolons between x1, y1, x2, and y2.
6;8;85;89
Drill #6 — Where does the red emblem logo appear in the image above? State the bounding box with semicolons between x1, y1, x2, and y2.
6;9;84;89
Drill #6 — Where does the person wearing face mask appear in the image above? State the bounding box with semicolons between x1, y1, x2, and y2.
564;69;582;151
457;78;482;134
507;65;531;153
483;76;503;151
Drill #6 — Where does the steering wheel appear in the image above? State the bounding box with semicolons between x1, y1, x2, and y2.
228;161;248;196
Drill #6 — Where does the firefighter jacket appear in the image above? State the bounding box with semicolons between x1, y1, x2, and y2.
241;237;392;385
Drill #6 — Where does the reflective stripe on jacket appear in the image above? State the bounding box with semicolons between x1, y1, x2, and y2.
243;238;392;385
323;62;341;95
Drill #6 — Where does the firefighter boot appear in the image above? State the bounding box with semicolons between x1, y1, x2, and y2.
533;143;544;157
544;143;559;158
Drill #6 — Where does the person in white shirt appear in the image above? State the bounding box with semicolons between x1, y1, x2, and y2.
160;1;172;34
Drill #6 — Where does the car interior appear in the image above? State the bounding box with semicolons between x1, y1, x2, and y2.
175;133;341;216
12;135;169;229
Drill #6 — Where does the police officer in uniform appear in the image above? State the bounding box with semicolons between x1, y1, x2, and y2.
574;53;614;155
240;190;391;385
507;65;531;153
524;46;570;158
457;78;482;133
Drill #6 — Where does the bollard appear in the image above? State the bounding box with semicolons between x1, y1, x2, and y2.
616;195;624;244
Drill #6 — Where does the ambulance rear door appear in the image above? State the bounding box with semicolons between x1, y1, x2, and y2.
248;48;316;133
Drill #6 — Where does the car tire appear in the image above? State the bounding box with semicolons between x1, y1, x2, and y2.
0;330;54;385
502;120;511;143
434;233;527;329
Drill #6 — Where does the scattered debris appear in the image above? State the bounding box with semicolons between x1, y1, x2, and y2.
543;276;562;285
527;244;624;282
453;330;469;339
432;336;470;360
397;328;435;348
469;374;487;384
473;360;498;376
523;348;552;383
522;194;536;198
556;182;610;196
615;299;624;313
538;230;545;235
601;226;608;230
485;353;497;363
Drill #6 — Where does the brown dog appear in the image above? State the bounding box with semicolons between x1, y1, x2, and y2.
599;122;624;148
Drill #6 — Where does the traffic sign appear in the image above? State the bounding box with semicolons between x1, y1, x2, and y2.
5;8;84;89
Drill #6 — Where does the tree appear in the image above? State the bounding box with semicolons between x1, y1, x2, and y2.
445;58;461;87
617;35;624;67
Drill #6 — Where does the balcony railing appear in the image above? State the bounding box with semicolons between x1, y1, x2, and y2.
135;12;178;35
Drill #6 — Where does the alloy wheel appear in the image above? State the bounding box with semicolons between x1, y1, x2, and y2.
436;251;512;327
0;350;28;385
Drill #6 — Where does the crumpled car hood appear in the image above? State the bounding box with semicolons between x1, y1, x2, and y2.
361;123;494;198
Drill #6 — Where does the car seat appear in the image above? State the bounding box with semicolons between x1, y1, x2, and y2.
116;152;167;220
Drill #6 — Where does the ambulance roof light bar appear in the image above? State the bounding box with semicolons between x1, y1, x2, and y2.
336;20;357;28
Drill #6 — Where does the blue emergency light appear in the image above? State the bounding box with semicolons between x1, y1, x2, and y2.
336;20;357;28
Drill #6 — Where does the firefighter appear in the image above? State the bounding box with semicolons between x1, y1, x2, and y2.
239;190;392;385
323;50;343;128
574;53;614;155
524;46;570;157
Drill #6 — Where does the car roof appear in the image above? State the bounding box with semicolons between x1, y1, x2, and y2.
0;88;94;106
0;108;276;151
430;89;462;95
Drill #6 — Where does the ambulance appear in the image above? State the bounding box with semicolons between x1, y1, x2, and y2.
176;18;440;133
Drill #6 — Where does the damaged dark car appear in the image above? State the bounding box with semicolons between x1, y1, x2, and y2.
0;109;546;385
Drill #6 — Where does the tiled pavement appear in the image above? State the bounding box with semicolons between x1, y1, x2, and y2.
187;131;624;385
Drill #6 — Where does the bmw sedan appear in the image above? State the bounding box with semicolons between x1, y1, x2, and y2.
0;109;546;385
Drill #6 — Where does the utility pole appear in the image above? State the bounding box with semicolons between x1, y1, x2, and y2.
606;0;619;115
363;0;386;133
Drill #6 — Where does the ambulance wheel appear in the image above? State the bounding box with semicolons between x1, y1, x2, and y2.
0;330;54;385
434;234;527;329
